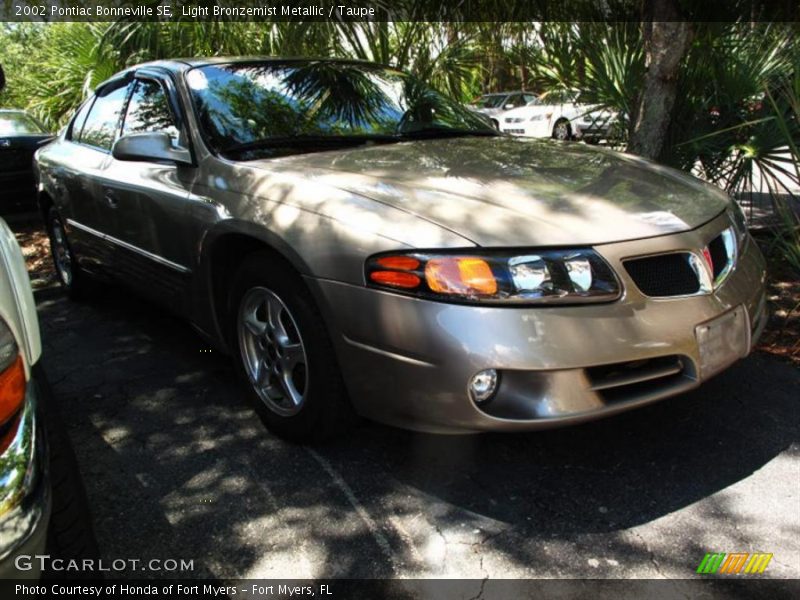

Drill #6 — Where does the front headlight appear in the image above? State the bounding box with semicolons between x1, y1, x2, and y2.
529;114;546;122
365;249;621;305
728;200;748;248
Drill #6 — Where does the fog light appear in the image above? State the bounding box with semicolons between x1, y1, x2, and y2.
469;369;498;404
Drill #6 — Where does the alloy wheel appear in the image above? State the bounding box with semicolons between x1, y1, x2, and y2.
50;218;73;287
237;287;309;416
554;122;571;141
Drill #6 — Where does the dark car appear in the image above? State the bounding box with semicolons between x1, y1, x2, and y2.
0;110;52;216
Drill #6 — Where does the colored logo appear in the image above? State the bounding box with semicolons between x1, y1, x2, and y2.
696;552;773;574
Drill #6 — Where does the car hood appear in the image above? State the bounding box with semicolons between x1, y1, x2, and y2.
255;136;730;247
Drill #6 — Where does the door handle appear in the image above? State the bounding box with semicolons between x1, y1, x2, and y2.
104;191;119;208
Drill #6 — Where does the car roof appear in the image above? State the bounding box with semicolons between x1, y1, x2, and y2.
94;56;397;94
112;56;394;75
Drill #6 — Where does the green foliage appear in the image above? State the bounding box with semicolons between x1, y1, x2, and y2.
764;70;800;275
0;23;119;128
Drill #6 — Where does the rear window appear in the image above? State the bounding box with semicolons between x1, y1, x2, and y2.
0;112;47;136
68;98;95;141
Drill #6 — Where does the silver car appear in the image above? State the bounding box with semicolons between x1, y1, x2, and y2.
34;58;767;441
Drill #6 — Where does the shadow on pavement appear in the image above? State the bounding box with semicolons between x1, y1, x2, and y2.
34;282;800;579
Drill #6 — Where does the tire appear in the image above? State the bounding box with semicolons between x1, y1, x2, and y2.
42;372;101;580
46;207;88;300
552;119;572;141
228;252;355;443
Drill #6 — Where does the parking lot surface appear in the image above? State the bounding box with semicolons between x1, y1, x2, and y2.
35;284;799;580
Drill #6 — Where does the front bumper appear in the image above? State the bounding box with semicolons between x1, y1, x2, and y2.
0;364;51;578
313;212;767;433
500;120;552;138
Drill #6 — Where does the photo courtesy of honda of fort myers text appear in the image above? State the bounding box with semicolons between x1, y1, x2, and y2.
1;0;799;599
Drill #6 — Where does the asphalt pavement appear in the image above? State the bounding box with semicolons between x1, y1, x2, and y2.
34;283;800;583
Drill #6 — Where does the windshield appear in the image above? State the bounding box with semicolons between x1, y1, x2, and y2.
471;95;506;109
186;61;495;158
0;111;47;136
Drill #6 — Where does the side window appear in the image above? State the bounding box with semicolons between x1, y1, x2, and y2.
68;97;95;141
508;94;523;108
80;84;131;151
122;79;180;143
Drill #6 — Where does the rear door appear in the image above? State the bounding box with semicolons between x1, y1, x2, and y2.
57;82;133;276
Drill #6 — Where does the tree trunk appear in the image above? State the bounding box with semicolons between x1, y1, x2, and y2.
628;1;692;160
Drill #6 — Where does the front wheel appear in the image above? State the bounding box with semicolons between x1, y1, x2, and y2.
552;120;572;141
229;253;354;442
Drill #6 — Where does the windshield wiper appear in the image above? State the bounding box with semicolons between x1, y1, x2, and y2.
221;134;397;156
397;127;499;140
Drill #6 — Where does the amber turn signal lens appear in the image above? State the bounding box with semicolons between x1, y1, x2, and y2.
425;257;498;296
376;256;420;271
0;354;26;425
369;270;421;289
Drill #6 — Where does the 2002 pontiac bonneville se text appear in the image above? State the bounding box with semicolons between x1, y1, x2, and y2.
34;58;767;442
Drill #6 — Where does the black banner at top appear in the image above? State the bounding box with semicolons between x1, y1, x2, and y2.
1;0;799;23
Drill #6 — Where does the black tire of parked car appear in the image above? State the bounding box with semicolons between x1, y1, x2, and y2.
228;252;356;442
41;370;101;580
46;207;88;301
552;119;572;141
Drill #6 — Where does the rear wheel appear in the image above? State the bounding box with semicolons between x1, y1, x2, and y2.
228;252;354;442
46;207;87;300
552;119;572;141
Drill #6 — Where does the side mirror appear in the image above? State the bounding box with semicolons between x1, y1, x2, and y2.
112;132;192;166
504;103;515;110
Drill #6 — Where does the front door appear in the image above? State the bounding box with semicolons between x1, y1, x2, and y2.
100;76;197;309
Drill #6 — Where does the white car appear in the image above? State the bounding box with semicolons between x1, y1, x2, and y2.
0;216;49;578
470;91;539;129
500;93;615;141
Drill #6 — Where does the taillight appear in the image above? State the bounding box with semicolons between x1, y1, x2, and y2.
0;319;25;451
0;354;25;425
